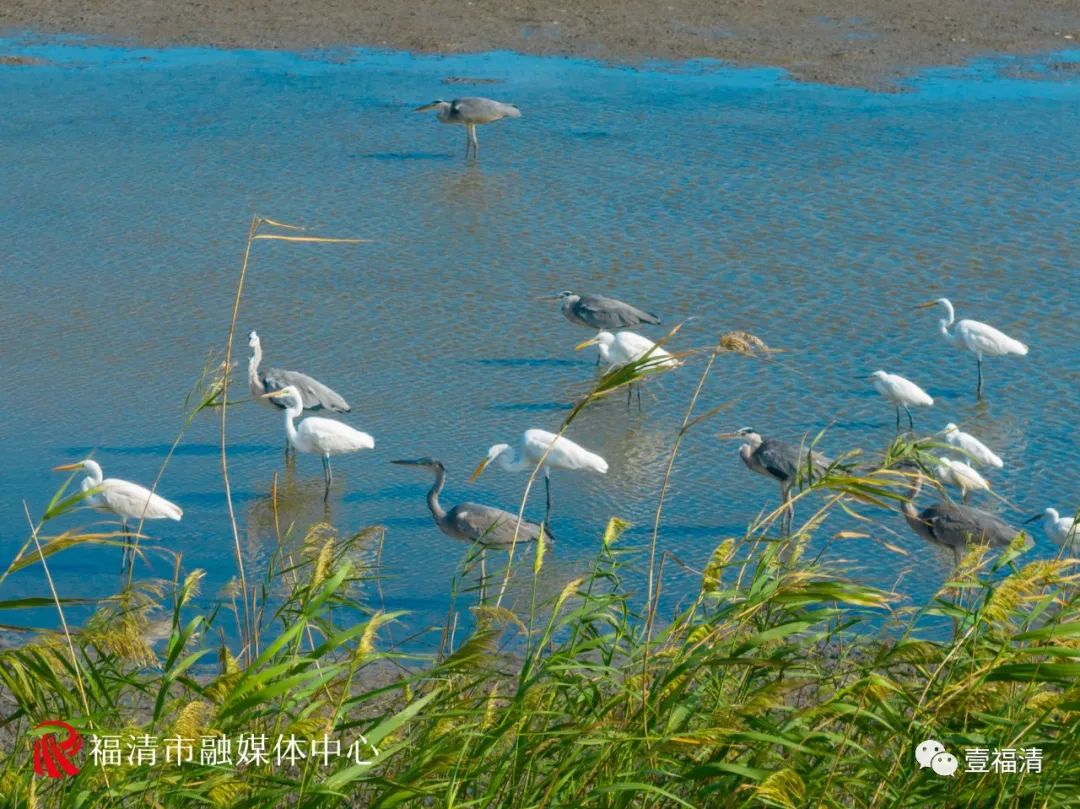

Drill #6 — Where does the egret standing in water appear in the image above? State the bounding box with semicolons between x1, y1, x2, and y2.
414;97;522;159
392;458;552;547
869;370;933;431
469;428;608;522
248;331;350;457
939;423;1003;468
935;457;990;503
899;468;1021;566
1025;508;1078;549
915;298;1028;398
540;291;661;331
263;386;374;501
718;428;831;533
53;459;182;574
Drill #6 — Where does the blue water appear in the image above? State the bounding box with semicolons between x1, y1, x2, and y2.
1;37;1078;639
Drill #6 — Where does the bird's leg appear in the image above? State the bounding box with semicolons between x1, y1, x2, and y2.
626;384;632;410
976;357;984;400
120;519;130;575
904;405;914;431
479;552;487;601
544;471;552;527
636;385;642;412
894;406;901;432
322;455;333;501
469;125;479;159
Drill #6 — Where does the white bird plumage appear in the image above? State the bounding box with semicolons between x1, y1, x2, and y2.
575;331;679;371
917;298;1028;398
53;458;182;574
935;456;990;503
1026;508;1078;549
940;423;1003;468
869;370;933;431
264;385;375;501
469;428;609;521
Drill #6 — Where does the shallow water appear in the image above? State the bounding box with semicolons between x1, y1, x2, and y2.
1;38;1078;637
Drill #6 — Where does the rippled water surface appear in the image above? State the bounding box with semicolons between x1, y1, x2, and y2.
1;39;1078;636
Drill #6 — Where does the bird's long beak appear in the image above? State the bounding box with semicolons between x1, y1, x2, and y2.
468;457;491;483
52;462;84;472
262;390;288;399
913;301;940;310
535;294;560;302
715;432;740;440
414;102;439;112
1023;514;1043;525
575;337;600;351
391;459;421;466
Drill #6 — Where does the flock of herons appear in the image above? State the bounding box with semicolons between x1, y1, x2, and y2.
51;276;1075;576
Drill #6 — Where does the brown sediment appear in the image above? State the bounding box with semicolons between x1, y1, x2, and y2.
0;0;1078;87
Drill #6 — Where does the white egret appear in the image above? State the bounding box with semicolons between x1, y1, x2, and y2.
264;385;375;501
469;428;609;521
940;423;1003;468
576;330;680;408
414;97;522;159
1025;508;1078;549
935;457;990;503
869;370;934;431
915;298;1028;398
53;459;182;574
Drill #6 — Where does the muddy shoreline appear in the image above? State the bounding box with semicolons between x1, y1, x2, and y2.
2;0;1079;87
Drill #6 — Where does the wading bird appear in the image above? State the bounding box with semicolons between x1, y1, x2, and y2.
248;330;350;456
869;371;933;431
576;330;680;409
264;386;374;501
392;458;552;548
414;97;522;159
718;428;831;533
53;459;182;575
935;457;990;503
1025;508;1078;549
540;291;661;331
940;423;1003;468
469;428;608;522
899;469;1021;566
915;298;1028;399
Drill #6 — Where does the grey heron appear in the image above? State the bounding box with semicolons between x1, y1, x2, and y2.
392;458;552;548
540;291;661;331
718;428;831;533
248;330;350;456
468;428;608;522
900;469;1022;566
263;386;375;501
868;370;933;431
414;97;522;159
915;298;1028;399
53;459;182;575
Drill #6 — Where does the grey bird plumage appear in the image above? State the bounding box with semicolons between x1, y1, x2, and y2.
544;290;661;330
900;470;1022;566
723;428;831;532
392;458;552;548
414;97;522;159
248;331;350;413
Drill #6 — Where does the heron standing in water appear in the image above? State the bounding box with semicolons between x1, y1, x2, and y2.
915;298;1028;399
869;370;933;431
414;97;522;159
52;459;182;575
718;428;831;533
540;291;661;331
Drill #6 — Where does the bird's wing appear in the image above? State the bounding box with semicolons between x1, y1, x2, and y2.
261;367;350;412
452;97;520;123
450;502;547;547
576;295;661;328
297;418;374;453
927;504;1018;549
960;320;1028;356
523;429;608;473
756;440;801;482
100;479;183;521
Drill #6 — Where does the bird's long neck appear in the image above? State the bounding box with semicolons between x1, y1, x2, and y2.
81;461;104;491
248;343;263;391
899;474;923;528
282;405;301;446
937;300;958;343
427;466;448;525
498;447;530;473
